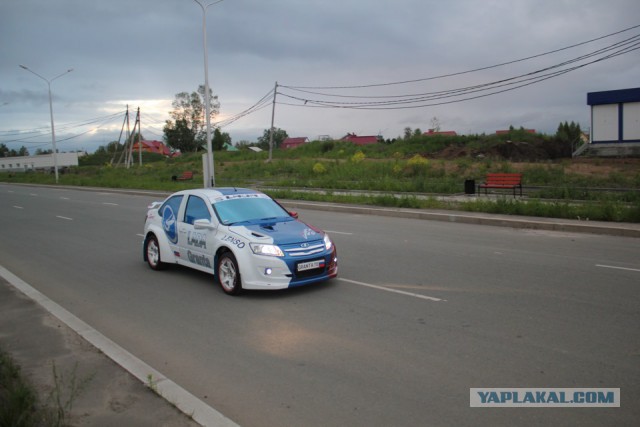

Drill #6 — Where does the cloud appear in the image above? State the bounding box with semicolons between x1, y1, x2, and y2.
1;0;639;152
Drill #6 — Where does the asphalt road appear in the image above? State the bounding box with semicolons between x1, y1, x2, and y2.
1;183;639;427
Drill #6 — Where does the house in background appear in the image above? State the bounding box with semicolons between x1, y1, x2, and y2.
424;129;458;137
576;87;640;157
341;133;379;145
281;137;309;149
131;140;176;157
0;152;80;172
495;129;536;135
223;142;238;151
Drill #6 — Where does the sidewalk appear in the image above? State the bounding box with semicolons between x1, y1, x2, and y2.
0;276;201;427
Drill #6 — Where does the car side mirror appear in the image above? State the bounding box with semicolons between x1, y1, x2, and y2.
289;211;299;219
194;219;216;230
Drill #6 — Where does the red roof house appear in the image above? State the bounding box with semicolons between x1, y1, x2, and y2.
131;140;176;156
341;133;379;146
495;129;536;135
424;129;458;137
281;137;309;149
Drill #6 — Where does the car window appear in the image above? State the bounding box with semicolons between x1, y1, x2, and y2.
160;195;183;219
184;195;211;225
213;197;290;225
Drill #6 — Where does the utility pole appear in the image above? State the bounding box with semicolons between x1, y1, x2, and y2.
192;0;224;187
136;107;142;166
268;81;278;162
19;65;73;183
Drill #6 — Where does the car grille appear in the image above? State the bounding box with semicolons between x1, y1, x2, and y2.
282;242;325;257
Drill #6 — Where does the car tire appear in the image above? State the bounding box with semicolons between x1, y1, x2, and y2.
217;251;242;295
145;234;166;270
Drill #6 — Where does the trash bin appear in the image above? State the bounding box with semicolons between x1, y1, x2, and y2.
464;179;476;195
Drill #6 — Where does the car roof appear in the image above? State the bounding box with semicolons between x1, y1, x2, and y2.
174;187;267;204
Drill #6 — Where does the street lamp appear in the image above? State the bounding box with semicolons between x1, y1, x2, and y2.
19;64;73;184
192;0;224;188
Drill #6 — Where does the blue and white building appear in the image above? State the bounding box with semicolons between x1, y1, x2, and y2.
583;87;640;156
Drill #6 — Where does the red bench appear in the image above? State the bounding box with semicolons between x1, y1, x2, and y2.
172;171;194;181
478;173;523;197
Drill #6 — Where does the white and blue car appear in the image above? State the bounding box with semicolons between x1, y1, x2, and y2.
143;188;338;295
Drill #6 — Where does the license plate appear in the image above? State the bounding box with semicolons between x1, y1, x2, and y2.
297;259;324;272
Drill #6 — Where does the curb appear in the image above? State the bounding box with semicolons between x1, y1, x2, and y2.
281;200;640;238
0;265;240;427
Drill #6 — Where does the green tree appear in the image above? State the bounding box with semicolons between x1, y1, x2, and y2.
556;121;582;143
18;146;29;156
257;127;288;150
164;118;196;152
95;141;125;155
0;143;9;157
212;128;232;151
163;85;220;152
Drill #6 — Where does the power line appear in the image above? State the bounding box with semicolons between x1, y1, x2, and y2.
282;23;640;91
213;88;275;128
275;29;640;110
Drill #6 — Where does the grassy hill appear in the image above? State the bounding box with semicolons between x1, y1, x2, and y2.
3;134;639;222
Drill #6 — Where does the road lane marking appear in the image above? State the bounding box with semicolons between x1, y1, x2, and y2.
0;265;240;427
13;206;24;209
596;264;640;273
60;197;70;200
136;233;145;237
325;230;353;235
103;202;119;206
56;216;73;221
338;278;445;301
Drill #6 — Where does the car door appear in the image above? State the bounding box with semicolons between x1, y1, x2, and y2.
158;194;184;258
178;195;217;273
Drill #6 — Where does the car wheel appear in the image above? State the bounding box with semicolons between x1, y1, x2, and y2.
217;252;242;295
145;234;166;270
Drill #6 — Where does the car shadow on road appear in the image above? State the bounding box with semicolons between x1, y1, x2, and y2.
150;262;340;300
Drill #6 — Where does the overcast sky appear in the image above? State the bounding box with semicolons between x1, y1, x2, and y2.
1;0;639;153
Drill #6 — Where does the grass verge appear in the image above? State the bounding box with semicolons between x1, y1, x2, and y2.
0;348;39;427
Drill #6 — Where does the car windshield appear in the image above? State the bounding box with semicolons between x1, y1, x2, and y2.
213;196;292;225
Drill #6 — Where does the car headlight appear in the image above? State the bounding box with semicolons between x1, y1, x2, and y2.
324;234;333;251
250;243;284;257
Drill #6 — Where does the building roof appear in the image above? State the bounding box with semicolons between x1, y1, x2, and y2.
424;129;458;136
495;129;536;135
281;137;309;149
341;133;379;145
132;140;173;156
587;87;640;105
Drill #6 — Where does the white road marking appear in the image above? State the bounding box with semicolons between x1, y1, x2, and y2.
325;230;353;235
338;278;446;301
30;193;37;196
13;206;24;209
596;264;640;273
103;202;119;206
56;216;73;221
60;197;70;200
136;233;145;237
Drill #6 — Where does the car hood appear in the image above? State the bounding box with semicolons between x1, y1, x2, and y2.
229;219;323;245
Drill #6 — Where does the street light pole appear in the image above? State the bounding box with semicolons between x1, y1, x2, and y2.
192;0;224;188
19;65;73;184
